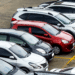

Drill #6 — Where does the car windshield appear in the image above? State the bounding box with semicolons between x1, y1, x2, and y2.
21;33;39;45
42;24;60;36
9;45;28;58
55;14;71;25
0;60;13;75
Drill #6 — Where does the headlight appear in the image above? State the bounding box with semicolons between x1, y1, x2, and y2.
61;40;69;44
36;48;46;54
72;27;75;30
29;62;42;69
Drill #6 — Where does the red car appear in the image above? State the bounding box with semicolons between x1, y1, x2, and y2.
11;20;74;54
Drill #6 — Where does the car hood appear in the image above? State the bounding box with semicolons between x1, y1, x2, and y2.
56;31;72;41
22;53;45;63
35;41;52;53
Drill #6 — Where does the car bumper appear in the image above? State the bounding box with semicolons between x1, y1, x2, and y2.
43;52;54;61
61;41;74;52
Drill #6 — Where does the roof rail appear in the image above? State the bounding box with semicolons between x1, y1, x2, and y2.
27;7;32;8
23;9;27;11
48;12;53;16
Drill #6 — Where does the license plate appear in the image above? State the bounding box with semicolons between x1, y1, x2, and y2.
52;53;54;57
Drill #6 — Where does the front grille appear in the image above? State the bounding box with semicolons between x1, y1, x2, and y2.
41;63;47;68
68;43;73;50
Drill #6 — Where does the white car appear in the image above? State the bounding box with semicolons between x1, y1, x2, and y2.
50;67;75;74
0;41;48;73
42;1;75;20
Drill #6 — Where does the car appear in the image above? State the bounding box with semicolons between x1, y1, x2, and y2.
38;1;57;8
11;8;75;39
42;1;75;20
11;20;75;54
38;0;75;8
50;67;75;74
0;41;48;73
0;29;54;61
58;0;75;2
27;71;74;75
0;59;27;75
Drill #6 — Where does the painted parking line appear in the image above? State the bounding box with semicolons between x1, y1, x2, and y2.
54;56;71;60
54;56;75;68
62;55;75;68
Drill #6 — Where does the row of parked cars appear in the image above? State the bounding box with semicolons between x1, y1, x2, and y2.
1;0;75;75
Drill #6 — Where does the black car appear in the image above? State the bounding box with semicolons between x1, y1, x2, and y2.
0;29;54;61
0;59;26;75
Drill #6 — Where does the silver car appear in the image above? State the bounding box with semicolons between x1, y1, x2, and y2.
50;67;75;74
0;59;26;75
0;41;48;73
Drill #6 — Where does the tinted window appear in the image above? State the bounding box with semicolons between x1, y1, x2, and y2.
50;7;72;13
44;15;59;25
27;13;44;21
17;26;29;32
62;0;75;2
9;36;24;45
0;35;7;41
19;13;29;20
72;8;75;13
31;27;46;36
0;48;12;58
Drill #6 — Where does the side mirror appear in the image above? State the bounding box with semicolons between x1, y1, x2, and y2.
9;56;15;59
57;23;61;27
44;34;48;37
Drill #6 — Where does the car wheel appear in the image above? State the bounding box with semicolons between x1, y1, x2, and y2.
53;46;61;55
20;67;30;73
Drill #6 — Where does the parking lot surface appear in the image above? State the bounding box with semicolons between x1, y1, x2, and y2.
0;0;75;71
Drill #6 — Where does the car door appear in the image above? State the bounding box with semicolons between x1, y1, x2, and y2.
17;26;29;32
8;35;30;52
44;15;62;29
30;27;53;44
0;48;17;66
27;13;44;21
0;34;8;41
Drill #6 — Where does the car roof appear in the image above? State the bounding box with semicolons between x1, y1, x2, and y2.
0;29;25;36
0;41;15;49
17;7;59;16
51;1;75;7
13;20;48;27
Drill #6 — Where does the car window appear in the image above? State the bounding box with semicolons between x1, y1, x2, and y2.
9;36;24;45
50;7;72;13
0;35;7;41
27;13;44;21
10;45;28;58
19;13;29;20
31;27;46;36
0;48;12;58
17;26;29;32
44;15;59;25
0;60;13;75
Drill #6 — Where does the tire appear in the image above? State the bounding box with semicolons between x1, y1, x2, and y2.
53;46;61;55
20;67;30;73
